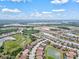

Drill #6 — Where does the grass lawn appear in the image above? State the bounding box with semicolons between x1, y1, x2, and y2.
13;34;31;46
76;34;79;36
47;56;55;59
1;28;39;59
3;41;21;53
0;42;3;47
0;29;17;35
23;29;39;36
3;34;32;54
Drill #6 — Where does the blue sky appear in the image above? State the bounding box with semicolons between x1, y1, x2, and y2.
0;0;79;20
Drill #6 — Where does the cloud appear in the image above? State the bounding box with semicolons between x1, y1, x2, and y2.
0;0;22;2
51;0;69;4
2;8;22;13
42;12;52;14
10;0;23;2
0;9;79;20
28;11;53;19
75;0;79;3
0;0;32;3
30;12;42;17
52;9;65;12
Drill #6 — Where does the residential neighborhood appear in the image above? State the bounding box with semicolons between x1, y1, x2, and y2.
0;0;79;59
0;23;79;59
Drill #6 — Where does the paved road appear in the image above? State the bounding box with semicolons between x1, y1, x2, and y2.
21;32;79;59
29;39;48;59
43;32;79;47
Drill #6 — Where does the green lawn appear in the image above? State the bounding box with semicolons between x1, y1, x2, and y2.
76;34;79;36
4;41;21;53
12;34;32;46
3;29;39;54
0;29;18;35
23;29;39;36
0;42;3;47
0;28;39;59
47;56;55;59
2;33;32;59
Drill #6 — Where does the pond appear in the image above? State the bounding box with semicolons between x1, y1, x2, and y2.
46;46;62;59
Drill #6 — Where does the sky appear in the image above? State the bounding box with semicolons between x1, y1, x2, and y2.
0;0;79;20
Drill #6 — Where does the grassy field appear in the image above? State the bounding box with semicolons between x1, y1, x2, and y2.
23;29;39;36
0;33;32;59
0;29;18;35
0;42;3;47
0;28;39;59
3;34;31;54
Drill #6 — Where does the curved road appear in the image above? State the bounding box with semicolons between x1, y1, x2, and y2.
29;39;48;59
